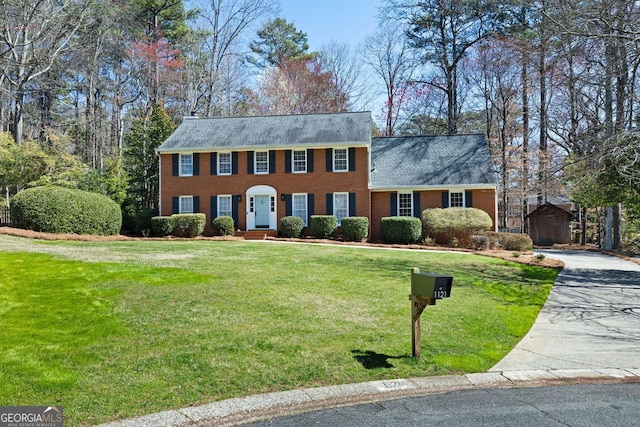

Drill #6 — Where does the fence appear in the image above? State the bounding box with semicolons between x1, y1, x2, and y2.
0;206;9;225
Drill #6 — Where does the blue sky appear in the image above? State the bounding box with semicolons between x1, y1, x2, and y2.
278;0;382;50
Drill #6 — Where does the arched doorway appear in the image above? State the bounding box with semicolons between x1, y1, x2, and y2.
246;185;277;230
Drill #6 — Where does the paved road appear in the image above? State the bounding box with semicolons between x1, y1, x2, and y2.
246;383;640;427
490;250;640;372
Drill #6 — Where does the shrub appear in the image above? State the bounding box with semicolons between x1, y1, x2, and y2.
172;213;206;238
478;231;533;251
211;216;235;236
150;216;174;237
134;208;158;235
310;215;337;238
280;216;305;238
10;186;122;235
470;234;490;250
341;216;369;242
422;207;493;246
381;217;422;244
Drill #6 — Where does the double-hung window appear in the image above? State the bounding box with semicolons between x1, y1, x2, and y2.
333;192;348;225
333;148;348;172
450;191;464;207
292;194;308;225
179;153;193;176
398;192;413;216
179;196;193;213
255;151;269;174
218;195;232;217
218;152;232;175
293;150;307;173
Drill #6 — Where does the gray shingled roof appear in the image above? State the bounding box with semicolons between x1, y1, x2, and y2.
370;134;496;188
156;111;371;152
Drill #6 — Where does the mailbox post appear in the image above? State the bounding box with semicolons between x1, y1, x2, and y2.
410;267;452;359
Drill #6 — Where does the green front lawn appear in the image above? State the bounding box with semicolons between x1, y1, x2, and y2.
0;236;557;426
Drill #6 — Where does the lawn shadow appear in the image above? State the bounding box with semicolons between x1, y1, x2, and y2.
351;349;410;369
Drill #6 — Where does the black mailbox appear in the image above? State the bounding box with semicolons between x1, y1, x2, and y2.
410;267;452;299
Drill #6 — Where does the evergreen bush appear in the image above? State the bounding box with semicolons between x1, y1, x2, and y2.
150;216;174;237
341;216;369;241
172;213;206;238
422;207;493;246
10;186;122;235
309;215;337;238
280;216;305;238
381;217;422;244
212;216;235;236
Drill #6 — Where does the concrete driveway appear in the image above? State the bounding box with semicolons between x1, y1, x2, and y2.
490;250;640;372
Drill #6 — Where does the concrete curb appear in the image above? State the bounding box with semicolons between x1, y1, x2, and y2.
95;369;640;427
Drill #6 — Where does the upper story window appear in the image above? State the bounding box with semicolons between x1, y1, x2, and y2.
398;192;413;216
450;191;464;207
293;150;307;173
180;153;193;176
179;196;193;213
333;148;348;172
255;151;269;174
218;152;232;175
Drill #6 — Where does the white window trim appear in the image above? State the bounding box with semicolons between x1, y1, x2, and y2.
218;152;232;176
254;150;269;175
449;190;465;208
179;195;193;213
398;191;413;217
333;148;348;172
333;192;349;225
292;193;308;226
293;150;307;173
179;153;193;177
217;195;232;217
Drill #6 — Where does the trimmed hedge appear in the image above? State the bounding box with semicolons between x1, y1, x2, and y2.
10;186;122;235
150;216;174;237
422;207;493;246
341;216;369;242
172;213;206;238
381;216;422;244
212;216;235;236
280;216;305;238
310;215;337;238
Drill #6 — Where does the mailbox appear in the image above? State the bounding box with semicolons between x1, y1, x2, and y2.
411;267;452;299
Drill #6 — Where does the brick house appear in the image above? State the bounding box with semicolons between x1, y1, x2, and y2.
156;111;497;241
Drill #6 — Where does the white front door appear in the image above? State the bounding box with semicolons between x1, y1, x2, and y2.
255;195;270;228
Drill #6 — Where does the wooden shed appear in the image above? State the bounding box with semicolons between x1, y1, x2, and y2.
527;203;571;246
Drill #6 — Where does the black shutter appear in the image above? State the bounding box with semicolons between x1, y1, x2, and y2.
210;152;217;175
465;191;473;207
232;152;239;174
442;191;449;208
172;196;179;214
193;196;200;212
348;147;356;171
308;194;315;222
413;193;421;217
210;196;218;219
285;150;292;173
390;193;398;216
326;148;332;172
172;154;179;176
269;150;276;173
349;192;356;216
326;193;333;215
284;194;292;216
247;151;254;174
193;153;200;176
232;195;240;226
307;149;314;172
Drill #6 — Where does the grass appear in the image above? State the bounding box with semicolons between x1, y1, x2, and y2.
0;236;557;426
